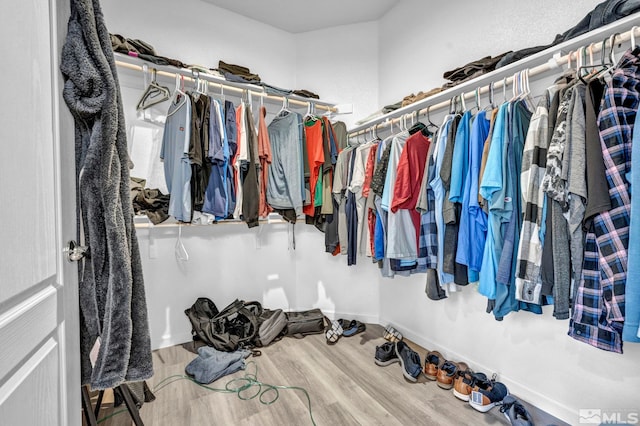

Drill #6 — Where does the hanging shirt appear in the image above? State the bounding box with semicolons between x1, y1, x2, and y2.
258;106;273;218
303;118;324;216
416;137;438;271
232;104;246;219
457;110;490;277
543;86;573;319
203;99;228;218
350;141;376;256
478;103;509;299
494;100;538;320
623;86;640;343
241;102;260;228
267;111;305;220
515;92;552;304
161;95;192;222
564;84;588;309
382;131;415;260
430;116;455;286
391;131;431;257
225;101;238;217
449;111;473;203
333;145;357;254
188;93;211;212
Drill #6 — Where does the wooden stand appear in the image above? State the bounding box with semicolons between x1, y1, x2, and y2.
81;384;144;425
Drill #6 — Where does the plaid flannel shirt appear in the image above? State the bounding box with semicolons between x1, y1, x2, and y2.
568;48;640;353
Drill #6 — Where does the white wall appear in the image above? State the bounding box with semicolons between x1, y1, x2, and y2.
295;21;379;128
377;0;604;106
101;0;296;88
135;222;380;349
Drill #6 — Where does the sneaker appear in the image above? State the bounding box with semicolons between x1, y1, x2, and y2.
436;360;459;390
453;366;487;401
469;381;509;413
500;395;534;426
395;341;422;382
325;320;343;345
383;325;403;342
423;350;444;380
374;342;399;366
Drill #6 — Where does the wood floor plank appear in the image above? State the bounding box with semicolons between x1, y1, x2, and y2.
85;324;568;426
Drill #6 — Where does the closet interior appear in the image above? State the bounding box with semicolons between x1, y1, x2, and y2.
63;0;640;425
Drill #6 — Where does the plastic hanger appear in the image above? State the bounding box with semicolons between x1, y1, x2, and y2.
136;66;170;110
175;224;189;262
483;81;496;111
473;87;481;112
425;105;439;133
304;101;318;122
167;74;187;116
277;96;291;117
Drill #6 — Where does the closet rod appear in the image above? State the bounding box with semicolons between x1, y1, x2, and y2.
134;216;291;228
348;15;640;137
114;54;338;113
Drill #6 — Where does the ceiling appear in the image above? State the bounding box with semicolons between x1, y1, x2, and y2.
201;0;400;33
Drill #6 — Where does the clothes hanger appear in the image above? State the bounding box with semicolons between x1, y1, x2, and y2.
167;74;187;116
408;109;429;136
473;87;481;112
502;76;508;103
277;96;291;117
426;105;439;133
304;101;317;122
483;81;496;111
136;66;171;110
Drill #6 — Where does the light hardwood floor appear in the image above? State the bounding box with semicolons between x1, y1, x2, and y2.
88;324;567;426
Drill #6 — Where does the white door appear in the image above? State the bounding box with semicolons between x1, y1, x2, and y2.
0;0;80;425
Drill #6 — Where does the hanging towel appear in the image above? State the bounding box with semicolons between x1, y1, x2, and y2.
60;0;153;389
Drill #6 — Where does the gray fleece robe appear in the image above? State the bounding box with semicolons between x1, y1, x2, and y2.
60;0;153;389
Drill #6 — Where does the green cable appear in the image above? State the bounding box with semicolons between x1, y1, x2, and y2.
102;361;317;425
93;361;317;425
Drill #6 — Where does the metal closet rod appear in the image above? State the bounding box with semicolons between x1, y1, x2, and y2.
349;23;640;137
114;57;338;113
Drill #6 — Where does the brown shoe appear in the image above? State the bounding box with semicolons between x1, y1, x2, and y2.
436;360;459;389
423;350;444;380
452;362;473;400
454;369;489;401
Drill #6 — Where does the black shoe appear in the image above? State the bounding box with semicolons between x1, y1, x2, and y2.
374;342;399;366
395;341;422;382
500;395;534;426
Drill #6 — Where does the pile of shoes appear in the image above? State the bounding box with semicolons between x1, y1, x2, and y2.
325;318;366;344
373;325;535;425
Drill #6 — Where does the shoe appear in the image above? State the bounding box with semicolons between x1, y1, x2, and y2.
325;320;343;345
500;395;534;426
395;341;422;382
436;360;459;389
423;350;444;380
383;325;403;342
453;365;487;401
341;320;366;337
469;381;509;413
374;342;399;366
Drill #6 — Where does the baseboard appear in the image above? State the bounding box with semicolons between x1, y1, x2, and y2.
379;318;575;424
319;310;379;325
152;331;193;351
